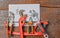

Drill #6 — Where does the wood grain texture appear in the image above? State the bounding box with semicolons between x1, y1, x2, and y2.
0;0;60;38
0;0;60;10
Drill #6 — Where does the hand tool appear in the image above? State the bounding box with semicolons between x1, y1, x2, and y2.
9;11;14;36
27;17;33;33
19;9;27;38
39;21;48;38
34;21;48;38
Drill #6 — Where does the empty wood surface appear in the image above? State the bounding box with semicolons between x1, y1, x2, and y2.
0;0;60;10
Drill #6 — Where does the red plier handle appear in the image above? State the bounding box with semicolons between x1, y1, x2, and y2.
19;15;27;26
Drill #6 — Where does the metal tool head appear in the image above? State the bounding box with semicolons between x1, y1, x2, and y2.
9;11;15;22
19;10;25;16
9;11;15;17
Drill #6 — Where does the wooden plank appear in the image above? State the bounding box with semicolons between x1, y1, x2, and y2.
0;0;37;10
0;0;60;10
0;10;8;26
